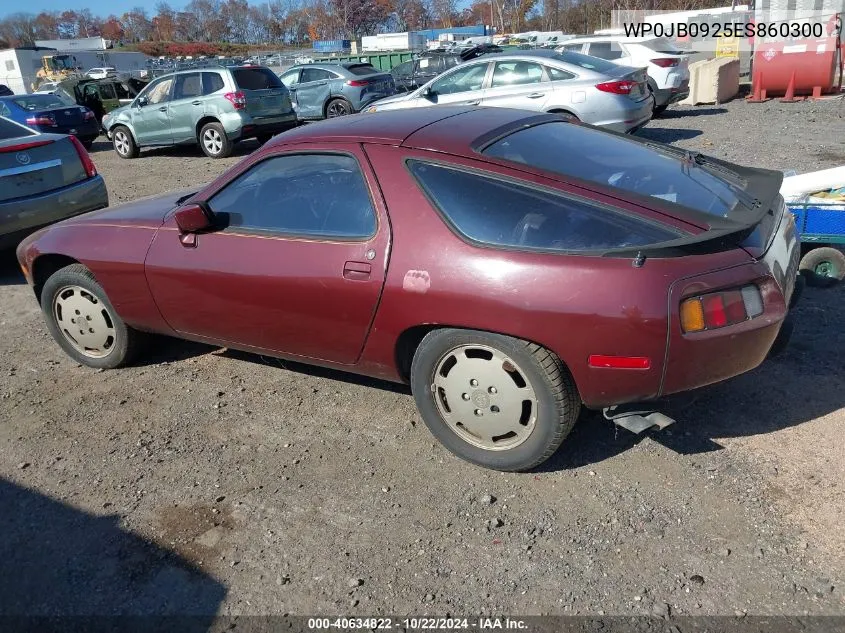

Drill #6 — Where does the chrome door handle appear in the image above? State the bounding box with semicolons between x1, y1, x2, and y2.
191;100;202;105
527;93;545;99
464;100;480;106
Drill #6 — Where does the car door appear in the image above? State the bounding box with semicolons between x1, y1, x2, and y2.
129;75;175;145
424;62;490;106
278;68;301;113
294;68;336;118
167;72;204;143
144;144;391;364
480;60;550;110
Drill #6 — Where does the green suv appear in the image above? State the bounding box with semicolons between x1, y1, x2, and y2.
102;65;297;159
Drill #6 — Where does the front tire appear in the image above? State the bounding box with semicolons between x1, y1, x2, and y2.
410;329;580;471
199;122;232;158
40;264;142;369
112;126;139;159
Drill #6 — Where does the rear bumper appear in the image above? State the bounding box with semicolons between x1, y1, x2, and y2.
0;176;108;250
34;120;101;142
653;83;690;107
224;111;298;141
593;94;654;134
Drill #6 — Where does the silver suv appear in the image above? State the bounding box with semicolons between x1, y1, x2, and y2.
102;65;297;159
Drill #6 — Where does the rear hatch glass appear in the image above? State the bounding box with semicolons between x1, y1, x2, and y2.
478;120;783;250
347;64;378;75
232;67;289;116
0;135;87;203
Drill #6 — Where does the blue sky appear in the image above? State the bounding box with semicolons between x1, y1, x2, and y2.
1;1;188;19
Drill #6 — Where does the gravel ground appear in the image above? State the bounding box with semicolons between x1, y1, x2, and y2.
1;97;844;619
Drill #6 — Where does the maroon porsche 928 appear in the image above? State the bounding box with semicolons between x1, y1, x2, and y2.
16;106;801;471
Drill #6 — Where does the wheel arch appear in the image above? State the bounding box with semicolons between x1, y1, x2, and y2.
547;108;579;119
195;116;221;140
31;254;82;304
324;96;352;118
111;122;137;142
393;324;581;400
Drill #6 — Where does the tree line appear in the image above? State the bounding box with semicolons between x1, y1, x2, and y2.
0;0;728;51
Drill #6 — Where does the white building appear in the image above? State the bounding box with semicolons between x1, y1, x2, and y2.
34;37;112;52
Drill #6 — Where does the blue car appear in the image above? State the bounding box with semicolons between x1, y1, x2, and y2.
0;93;100;148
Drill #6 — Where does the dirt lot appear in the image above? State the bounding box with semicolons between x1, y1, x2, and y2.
1;98;844;619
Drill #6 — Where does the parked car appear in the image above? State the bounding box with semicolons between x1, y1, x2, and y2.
34;81;63;95
85;67;117;79
0;94;100;148
101;65;297;159
278;62;396;119
16;106;800;471
557;36;690;114
0;84;14;96
367;50;654;134
0;116;106;251
391;47;502;93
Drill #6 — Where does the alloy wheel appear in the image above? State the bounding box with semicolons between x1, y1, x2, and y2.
327;101;350;117
202;128;223;155
114;130;130;156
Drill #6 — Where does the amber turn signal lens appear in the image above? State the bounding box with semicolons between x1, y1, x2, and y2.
680;298;706;333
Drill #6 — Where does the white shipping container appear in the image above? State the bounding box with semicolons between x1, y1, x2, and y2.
361;32;426;52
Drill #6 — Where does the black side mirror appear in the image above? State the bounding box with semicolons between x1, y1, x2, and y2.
135;96;148;108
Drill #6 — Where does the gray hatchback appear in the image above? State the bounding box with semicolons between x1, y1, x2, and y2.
278;62;396;120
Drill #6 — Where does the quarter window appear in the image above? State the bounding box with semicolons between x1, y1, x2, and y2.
490;61;545;87
279;69;299;87
208;154;377;239
546;66;575;81
202;72;225;94
408;161;680;252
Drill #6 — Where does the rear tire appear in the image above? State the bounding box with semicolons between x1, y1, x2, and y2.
40;264;142;369
410;329;580;471
325;98;353;118
199;122;232;158
653;104;669;116
112;126;139;159
799;247;845;287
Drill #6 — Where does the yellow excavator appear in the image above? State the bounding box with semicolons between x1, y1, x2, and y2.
32;54;82;91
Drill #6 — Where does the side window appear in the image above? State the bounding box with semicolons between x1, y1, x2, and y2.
408;161;679;252
490;61;545;87
546;66;575;81
560;44;582;52
208;154;377;239
113;82;130;99
144;77;174;105
0;102;10;117
279;69;299;87
391;61;413;78
175;73;202;100
430;63;488;95
587;42;624;60
300;68;333;83
98;84;117;100
202;72;225;95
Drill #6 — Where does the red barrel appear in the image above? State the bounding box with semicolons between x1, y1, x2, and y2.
751;13;841;97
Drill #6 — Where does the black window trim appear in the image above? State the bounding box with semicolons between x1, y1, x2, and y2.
207;150;380;243
404;157;687;258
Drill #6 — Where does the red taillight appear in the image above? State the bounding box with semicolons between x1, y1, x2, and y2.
345;79;370;87
224;91;247;110
680;285;764;333
595;80;636;95
69;134;97;178
650;57;680;68
83;109;96;120
26;114;57;127
0;139;53;153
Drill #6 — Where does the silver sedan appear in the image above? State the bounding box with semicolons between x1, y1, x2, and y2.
365;50;654;133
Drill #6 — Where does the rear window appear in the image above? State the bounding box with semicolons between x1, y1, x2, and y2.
481;122;746;217
346;64;377;76
0;116;36;140
408;161;680;252
12;94;66;110
233;67;283;90
552;51;619;74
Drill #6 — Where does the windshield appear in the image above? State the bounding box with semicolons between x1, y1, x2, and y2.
12;95;68;110
51;56;75;71
0;116;36;140
481;121;749;218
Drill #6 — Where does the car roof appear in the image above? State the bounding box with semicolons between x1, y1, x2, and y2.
482;49;565;60
268;106;553;153
563;35;662;44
